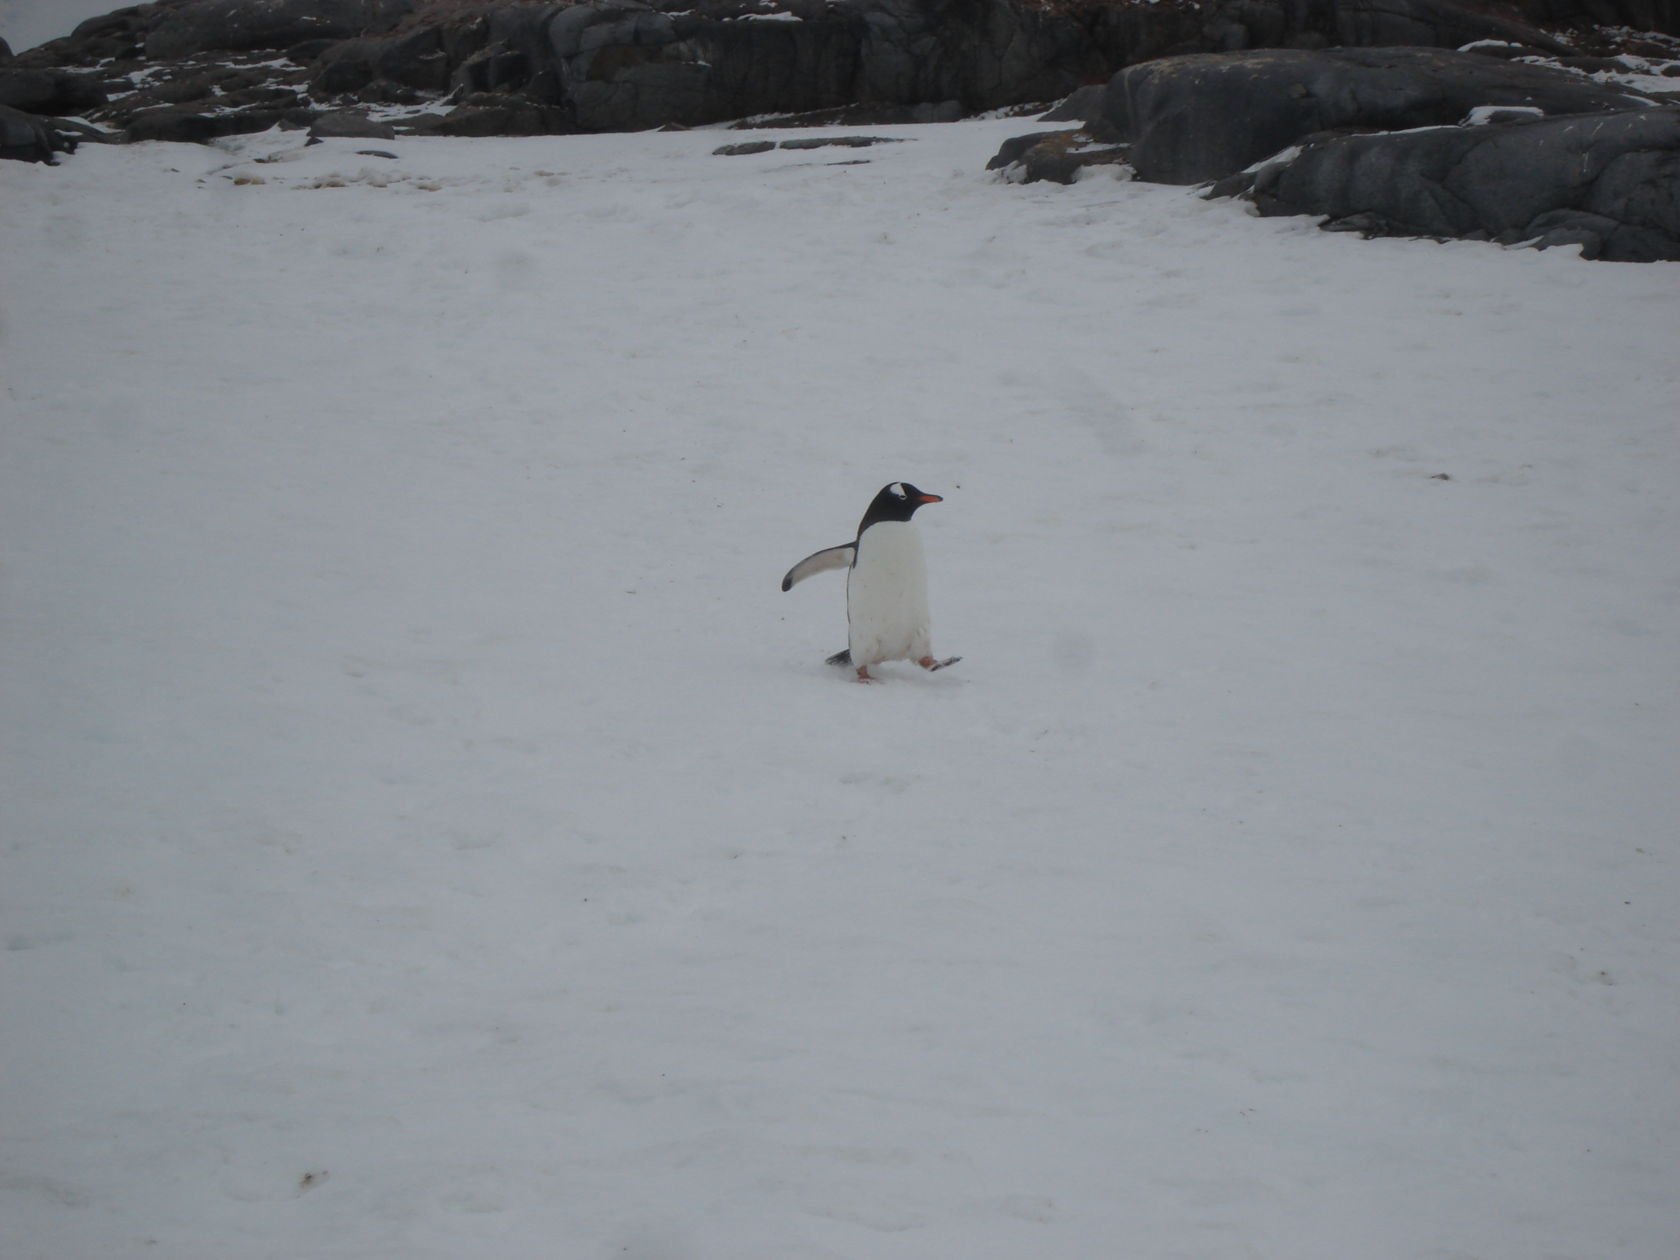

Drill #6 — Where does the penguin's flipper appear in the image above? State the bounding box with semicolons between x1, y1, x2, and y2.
780;544;855;592
825;648;853;667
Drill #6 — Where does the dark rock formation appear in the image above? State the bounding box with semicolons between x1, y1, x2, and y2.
780;133;896;147
403;95;570;135
1;101;81;161
1511;0;1680;39
311;28;454;95
124;101;302;141
143;0;415;61
995;43;1679;259
1225;104;1680;259
1103;46;1654;184
985;126;1130;182
713;133;905;154
1040;83;1106;123
714;139;778;154
307;107;398;138
0;67;107;113
725;99;965;128
2;0;1677;162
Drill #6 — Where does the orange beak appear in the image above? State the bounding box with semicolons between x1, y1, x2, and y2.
917;493;943;504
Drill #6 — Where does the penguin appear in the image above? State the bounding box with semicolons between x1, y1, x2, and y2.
781;482;958;683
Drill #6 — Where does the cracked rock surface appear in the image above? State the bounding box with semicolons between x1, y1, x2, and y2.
1233;103;1680;260
8;0;1668;152
994;40;1680;259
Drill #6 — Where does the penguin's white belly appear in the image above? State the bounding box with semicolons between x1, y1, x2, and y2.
848;522;932;667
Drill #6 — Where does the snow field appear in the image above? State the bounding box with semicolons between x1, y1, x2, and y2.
3;119;1678;1258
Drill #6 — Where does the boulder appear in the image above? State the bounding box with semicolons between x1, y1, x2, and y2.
1227;104;1680;260
986;127;1131;183
41;7;154;65
1040;84;1107;124
1509;0;1680;37
123;102;299;143
311;28;453;95
726;100;964;129
546;2;868;132
714;134;906;155
714;139;778;155
850;0;1106;110
1103;46;1654;184
1;102;76;161
778;134;902;148
144;0;415;61
0;67;107;114
1166;0;1576;56
1318;0;1570;52
9;0;1678;153
308;108;398;139
402;97;571;137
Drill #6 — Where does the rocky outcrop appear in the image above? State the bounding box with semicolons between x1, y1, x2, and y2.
1;101;85;161
1175;0;1572;54
1511;0;1680;38
141;0;416;60
1223;103;1680;260
1102;46;1653;184
0;66;108;113
993;44;1679;259
9;0;1667;153
713;132;903;153
7;0;1104;143
2;0;1676;160
984;126;1130;182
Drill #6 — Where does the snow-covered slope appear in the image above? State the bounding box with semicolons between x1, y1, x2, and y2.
3;122;1677;1260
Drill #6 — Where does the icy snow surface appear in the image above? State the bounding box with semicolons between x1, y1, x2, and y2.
3;120;1678;1260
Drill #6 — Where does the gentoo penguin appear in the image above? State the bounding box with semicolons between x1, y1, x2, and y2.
781;482;958;682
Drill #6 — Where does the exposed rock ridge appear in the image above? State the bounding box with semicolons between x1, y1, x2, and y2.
990;42;1680;260
8;0;1668;151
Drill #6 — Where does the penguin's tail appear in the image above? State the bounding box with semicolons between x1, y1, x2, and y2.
825;649;853;667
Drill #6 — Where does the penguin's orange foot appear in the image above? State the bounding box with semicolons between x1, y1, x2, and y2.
856;667;874;684
917;656;938;669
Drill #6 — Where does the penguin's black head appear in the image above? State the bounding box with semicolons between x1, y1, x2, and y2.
860;481;943;531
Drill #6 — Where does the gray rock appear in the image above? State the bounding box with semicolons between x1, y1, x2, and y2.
57;7;150;61
1232;105;1680;260
1103;46;1652;184
714;139;776;155
124;103;297;143
778;134;902;149
727;100;964;129
1040;85;1107;124
0;67;106;114
11;0;1679;152
145;0;415;61
309;108;398;139
312;28;453;95
1;101;76;161
986;127;1130;183
715;133;908;155
401;97;569;137
1324;0;1569;53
